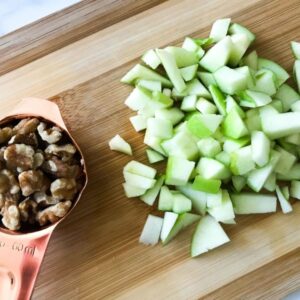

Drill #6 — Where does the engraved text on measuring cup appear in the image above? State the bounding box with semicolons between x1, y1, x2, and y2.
12;242;36;256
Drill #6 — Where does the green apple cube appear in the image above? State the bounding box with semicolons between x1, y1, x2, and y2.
206;191;222;208
140;175;165;206
282;186;290;199
165;46;198;68
152;90;174;108
259;105;279;120
156;49;186;93
247;164;273;192
275;186;292;214
180;64;198;81
229;23;255;43
165;156;195;186
229;33;251;66
223;137;250;154
291;101;300;112
163;88;172;97
261;112;300;139
138;104;155;118
230;146;255;175
146;117;173;139
231;193;277;214
155;107;184;125
215;151;231;167
199;36;232;72
181;95;197;111
130;115;148;132
125;86;152;111
274;83;300;112
191;215;230;257
123;183;147;198
142;49;161;69
196;98;217;114
197;157;230;180
182;37;201;52
274;146;296;175
291;181;300;199
161;131;199;160
193;37;214;48
192;176;221;193
271;99;284;112
213;66;247;95
123;171;156;190
196;47;205;60
177;183;207;215
187;113;223;138
222;108;248;139
158;186;174;211
294;60;300;92
245;108;262;132
209;18;231;42
258;57;289;86
226;95;245;118
263;172;276;192
284;133;300;145
161;212;200;245
212;128;226;143
222;219;236;224
277;164;300;181
251;131;270;167
240;50;258;70
232;175;246;192
197;137;221;158
172;193;192;213
124;160;156;178
208;84;226;115
109;134;132;155
235;66;255;89
146;149;164;164
186;79;212;99
239;90;272;108
121;64;172;87
137;79;162;92
208;190;235;223
253;69;277;96
291;41;300;59
139;214;163;245
144;130;165;154
197;71;217;88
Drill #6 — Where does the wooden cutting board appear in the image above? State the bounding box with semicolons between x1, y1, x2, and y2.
1;0;300;299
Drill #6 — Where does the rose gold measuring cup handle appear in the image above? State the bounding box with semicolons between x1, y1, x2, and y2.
0;230;53;300
10;97;67;130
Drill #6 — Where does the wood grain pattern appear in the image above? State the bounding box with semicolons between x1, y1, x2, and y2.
0;0;166;76
0;0;300;299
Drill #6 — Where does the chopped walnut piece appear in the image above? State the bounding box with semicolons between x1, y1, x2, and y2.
4;144;35;171
0;170;20;194
1;205;21;230
33;151;44;169
0;127;13;144
9;132;38;147
50;178;77;200
34;192;59;206
18;170;49;197
13;118;39;135
19;198;38;224
45;144;76;162
37;122;62;144
37;201;72;226
0;147;6;161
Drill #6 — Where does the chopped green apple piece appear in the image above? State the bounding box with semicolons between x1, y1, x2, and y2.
294;60;300;92
215;151;231;167
197;71;217;88
226;95;245;118
144;130;165;154
192;176;221;193
156;49;186;93
208;84;226;115
155;107;184;125
146;117;173;139
187;113;223;138
162;88;172;97
199;36;232;72
275;186;292;214
196;98;217;114
142;49;161;69
253;69;277;95
152;90;173;108
197;157;230;180
291;41;300;59
223;137;250;154
130;115;148;132
138;104;155;118
197;137;221;158
121;64;172;87
232;193;277;214
182;37;200;52
206;191;223;208
172;193;192;213
186;78;212;99
223;108;248;139
291;181;300;200
165;46;198;68
282;186;290;199
146;149;164;164
230;146;255;175
123;183;147;198
124;160;156;178
274;83;300;112
193;37;214;48
213;66;247;95
235;66;255;89
229;33;251;66
240;50;258;70
181;95;197;112
141;175;165;205
109;134;132;155
191;215;230;257
158;186;174;211
274;146;296;175
165;156;195;186
125;86;152;111
238;90;272;108
161;212;200;245
251;131;270;167
180;64;198;81
139;214;163;245
277;164;300;181
247;164;273;192
258;57;289;86
245;108;262;131
263;172;276;192
232;175;246;192
123;171;156;190
284;133;300;145
229;23;255;43
271;99;283;112
137;79;162;92
209;18;231;42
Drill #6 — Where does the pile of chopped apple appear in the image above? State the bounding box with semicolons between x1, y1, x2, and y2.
109;18;300;257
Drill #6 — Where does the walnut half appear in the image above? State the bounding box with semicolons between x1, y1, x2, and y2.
1;205;21;231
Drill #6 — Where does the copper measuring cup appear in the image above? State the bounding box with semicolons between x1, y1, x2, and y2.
0;98;88;300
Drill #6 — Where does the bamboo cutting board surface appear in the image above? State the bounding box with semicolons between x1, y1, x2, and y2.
1;0;300;299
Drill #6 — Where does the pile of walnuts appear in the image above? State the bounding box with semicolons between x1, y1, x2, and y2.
0;117;84;231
